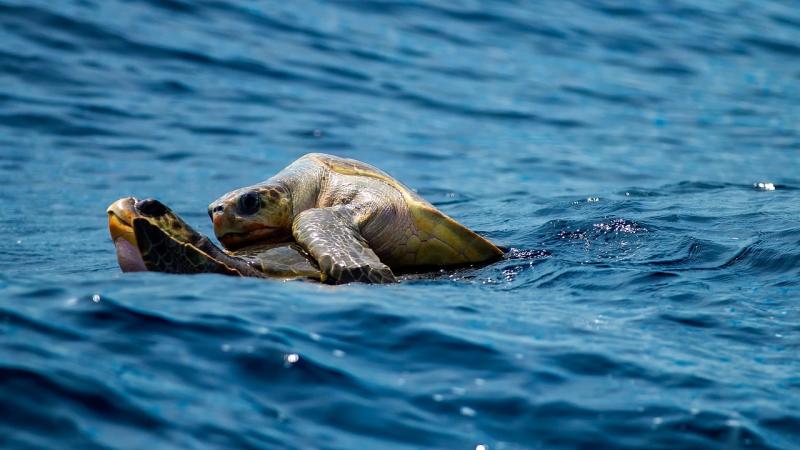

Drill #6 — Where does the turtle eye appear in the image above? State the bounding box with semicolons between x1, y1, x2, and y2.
136;198;168;217
237;191;261;215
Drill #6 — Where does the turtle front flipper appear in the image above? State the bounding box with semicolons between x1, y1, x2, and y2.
133;217;263;277
292;207;397;284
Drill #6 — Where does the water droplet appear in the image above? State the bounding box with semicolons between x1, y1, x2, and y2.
460;406;476;417
587;197;599;202
432;394;444;402
92;294;101;303
310;332;321;341
256;326;270;334
332;349;345;358
726;419;741;428
652;417;663;428
285;353;300;364
476;445;488;450
451;386;466;396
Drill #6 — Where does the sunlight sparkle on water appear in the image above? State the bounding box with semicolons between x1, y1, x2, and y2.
754;182;776;191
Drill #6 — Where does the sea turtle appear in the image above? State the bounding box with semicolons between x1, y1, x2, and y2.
208;153;503;284
107;197;323;281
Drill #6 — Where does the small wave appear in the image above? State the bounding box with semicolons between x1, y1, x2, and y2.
0;112;118;137
0;364;165;434
742;36;800;56
714;229;800;277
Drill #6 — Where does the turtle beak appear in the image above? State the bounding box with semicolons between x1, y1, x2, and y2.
210;202;238;243
107;197;138;244
107;197;148;272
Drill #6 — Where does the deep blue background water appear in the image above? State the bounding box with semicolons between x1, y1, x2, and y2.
1;0;799;448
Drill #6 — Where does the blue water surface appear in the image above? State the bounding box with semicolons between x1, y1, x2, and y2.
1;0;799;449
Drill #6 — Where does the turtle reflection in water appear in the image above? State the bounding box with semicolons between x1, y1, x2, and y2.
108;153;503;284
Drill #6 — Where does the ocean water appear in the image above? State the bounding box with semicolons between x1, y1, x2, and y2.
1;0;799;448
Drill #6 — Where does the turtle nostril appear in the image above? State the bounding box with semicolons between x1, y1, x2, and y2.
135;198;168;217
210;204;225;216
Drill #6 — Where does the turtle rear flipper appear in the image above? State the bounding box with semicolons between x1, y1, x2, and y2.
292;207;397;284
133;218;263;277
235;243;322;281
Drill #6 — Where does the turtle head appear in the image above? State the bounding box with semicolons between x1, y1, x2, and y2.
107;197;201;271
208;183;293;250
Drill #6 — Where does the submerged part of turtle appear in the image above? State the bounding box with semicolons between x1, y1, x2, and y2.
107;197;323;281
209;153;503;284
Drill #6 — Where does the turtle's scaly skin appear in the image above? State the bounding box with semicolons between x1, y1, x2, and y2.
208;153;503;284
107;197;322;280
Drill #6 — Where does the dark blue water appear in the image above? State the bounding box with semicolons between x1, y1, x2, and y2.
2;0;799;448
